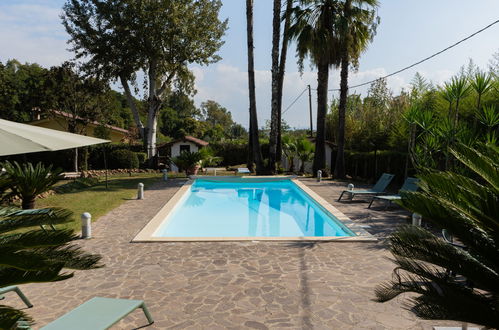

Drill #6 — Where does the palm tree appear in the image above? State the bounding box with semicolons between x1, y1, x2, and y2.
288;0;341;176
295;137;315;173
447;76;471;125
470;71;493;128
269;0;282;173
334;0;379;179
375;143;499;328
0;207;102;328
282;136;298;172
246;0;264;174
276;0;294;165
1;162;63;209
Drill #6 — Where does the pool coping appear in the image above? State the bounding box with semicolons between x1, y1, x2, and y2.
132;177;376;242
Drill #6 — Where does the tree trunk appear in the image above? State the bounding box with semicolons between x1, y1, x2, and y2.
269;0;282;174
22;198;36;210
247;119;254;171
276;0;293;165
334;0;352;179
313;60;329;176
246;0;264;174
120;74;145;140
334;54;349;179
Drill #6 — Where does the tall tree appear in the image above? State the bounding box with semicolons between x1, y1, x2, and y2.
288;0;341;176
62;0;227;159
246;0;264;173
276;0;294;164
269;0;282;173
334;0;379;179
43;62;113;171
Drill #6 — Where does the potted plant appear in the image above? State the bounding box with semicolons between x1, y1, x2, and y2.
172;151;204;176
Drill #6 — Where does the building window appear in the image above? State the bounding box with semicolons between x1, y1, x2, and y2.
180;145;191;153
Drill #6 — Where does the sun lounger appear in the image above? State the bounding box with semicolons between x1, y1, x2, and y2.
338;173;395;202
0;286;33;308
40;297;154;330
237;167;251;174
368;177;419;209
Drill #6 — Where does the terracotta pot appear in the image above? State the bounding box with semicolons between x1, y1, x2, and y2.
186;164;201;176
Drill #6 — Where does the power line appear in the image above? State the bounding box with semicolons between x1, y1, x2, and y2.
327;18;499;91
281;18;499;114
282;87;308;114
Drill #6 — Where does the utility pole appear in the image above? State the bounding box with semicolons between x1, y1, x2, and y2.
308;84;313;137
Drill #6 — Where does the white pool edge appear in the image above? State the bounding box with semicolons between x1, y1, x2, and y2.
132;178;376;242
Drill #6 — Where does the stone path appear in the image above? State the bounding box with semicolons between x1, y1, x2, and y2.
7;178;459;329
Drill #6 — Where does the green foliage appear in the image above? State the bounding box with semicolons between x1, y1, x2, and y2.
63;0;228;155
0;207;103;328
42;62;115;134
0;59;48;122
136;152;147;167
108;149;139;169
375;143;499;327
199;147;223;168
1;162;63;209
295;137;315;173
171;151;204;175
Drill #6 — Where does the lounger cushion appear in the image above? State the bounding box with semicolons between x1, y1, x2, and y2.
41;297;145;330
373;195;401;201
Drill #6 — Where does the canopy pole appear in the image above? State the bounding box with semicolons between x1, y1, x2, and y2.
103;146;108;190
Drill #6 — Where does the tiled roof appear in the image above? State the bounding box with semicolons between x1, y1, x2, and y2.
159;135;209;147
44;110;129;134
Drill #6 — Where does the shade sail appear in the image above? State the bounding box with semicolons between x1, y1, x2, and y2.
0;119;110;156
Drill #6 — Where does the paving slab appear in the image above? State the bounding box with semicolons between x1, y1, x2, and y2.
10;177;464;329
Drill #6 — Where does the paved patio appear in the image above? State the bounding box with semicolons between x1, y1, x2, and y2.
8;178;459;329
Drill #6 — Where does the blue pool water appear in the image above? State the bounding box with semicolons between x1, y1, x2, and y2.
154;179;354;238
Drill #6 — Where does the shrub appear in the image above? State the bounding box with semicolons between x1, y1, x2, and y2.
172;151;203;175
1;161;63;209
375;143;499;327
343;150;408;183
136;152;147;167
108;149;139;169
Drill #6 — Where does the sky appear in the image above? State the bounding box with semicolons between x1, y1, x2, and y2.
0;0;498;129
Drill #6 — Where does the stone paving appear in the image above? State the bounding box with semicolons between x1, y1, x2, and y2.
7;177;460;329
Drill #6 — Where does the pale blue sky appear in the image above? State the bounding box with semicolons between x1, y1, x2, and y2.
1;0;498;128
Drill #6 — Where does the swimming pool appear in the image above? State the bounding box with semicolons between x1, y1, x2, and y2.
133;177;373;241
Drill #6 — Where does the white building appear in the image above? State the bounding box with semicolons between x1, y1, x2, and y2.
159;136;209;172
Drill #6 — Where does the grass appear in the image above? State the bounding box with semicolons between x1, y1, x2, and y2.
36;173;161;231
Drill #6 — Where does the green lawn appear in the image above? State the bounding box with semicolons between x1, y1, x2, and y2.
36;173;161;231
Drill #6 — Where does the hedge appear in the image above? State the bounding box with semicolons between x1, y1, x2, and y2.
210;141;269;166
343;150;410;183
108;149;139;169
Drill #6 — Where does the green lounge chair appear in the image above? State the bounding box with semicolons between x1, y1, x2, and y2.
338;173;395;202
0;286;33;308
368;177;419;209
40;297;154;330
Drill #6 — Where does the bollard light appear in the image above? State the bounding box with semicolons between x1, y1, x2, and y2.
81;212;92;239
347;183;354;191
162;169;168;181
137;182;144;200
317;170;322;182
412;213;422;226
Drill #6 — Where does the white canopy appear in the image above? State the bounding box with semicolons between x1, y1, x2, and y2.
0;119;109;156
